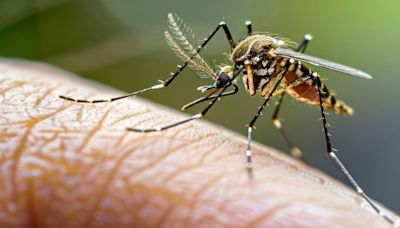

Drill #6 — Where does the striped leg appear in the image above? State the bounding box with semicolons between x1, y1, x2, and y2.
246;66;289;178
59;18;236;103
127;67;243;133
127;86;228;133
245;20;252;35
271;93;301;158
181;84;239;110
315;77;398;226
271;33;313;158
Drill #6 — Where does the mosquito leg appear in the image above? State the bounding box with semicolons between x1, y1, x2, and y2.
271;33;313;158
245;20;252;35
245;60;256;96
315;77;396;226
127;85;229;133
59;18;236;103
296;33;313;53
246;67;289;179
128;67;243;133
220;21;236;50
181;84;239;110
271;93;302;158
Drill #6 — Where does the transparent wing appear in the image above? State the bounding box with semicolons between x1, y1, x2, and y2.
165;31;218;80
277;48;372;79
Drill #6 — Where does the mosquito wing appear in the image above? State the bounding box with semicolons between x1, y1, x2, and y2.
165;31;218;80
277;48;372;79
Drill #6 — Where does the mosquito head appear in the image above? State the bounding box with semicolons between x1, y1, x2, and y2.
214;65;235;88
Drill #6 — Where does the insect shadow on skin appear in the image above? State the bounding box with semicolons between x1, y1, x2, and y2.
59;13;399;226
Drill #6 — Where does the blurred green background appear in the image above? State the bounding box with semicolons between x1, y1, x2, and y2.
1;0;399;213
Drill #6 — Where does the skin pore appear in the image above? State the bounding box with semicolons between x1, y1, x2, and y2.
0;58;397;227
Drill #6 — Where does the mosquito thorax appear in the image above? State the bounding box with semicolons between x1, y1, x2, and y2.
230;35;287;96
231;35;280;65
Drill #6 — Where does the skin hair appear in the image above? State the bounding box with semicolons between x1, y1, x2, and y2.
0;58;397;227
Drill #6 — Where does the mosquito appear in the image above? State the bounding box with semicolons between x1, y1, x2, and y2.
60;14;398;226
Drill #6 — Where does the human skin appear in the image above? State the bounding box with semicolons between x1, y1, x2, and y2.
0;58;397;227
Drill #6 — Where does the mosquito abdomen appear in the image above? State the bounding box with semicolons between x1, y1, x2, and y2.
284;70;353;116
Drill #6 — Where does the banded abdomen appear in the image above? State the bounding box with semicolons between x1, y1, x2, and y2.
282;61;353;115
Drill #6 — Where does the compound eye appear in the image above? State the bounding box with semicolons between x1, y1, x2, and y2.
220;72;231;83
219;71;228;79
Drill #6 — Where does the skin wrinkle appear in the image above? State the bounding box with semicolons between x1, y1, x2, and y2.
125;113;173;134
131;136;203;178
0;59;398;227
167;124;192;140
164;134;230;185
29;130;61;158
26;153;65;171
155;124;205;143
200;166;322;226
215;183;248;217
247;202;299;227
27;179;37;228
76;104;85;123
192;173;226;199
75;108;113;154
121;174;156;203
83;144;138;227
0;80;26;95
125;183;190;208
182;174;227;225
114;126;154;152
0;78;71;226
134;134;257;224
109;110;149;126
162;142;219;183
222;195;263;226
152;204;175;228
10;128;29;202
39;129;61;147
0;132;17;139
79;137;155;217
11;105;72;202
113;134;155;159
198;134;228;159
202;138;240;163
190;174;243;218
110;116;194;159
24;88;42;101
112;131;129;150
